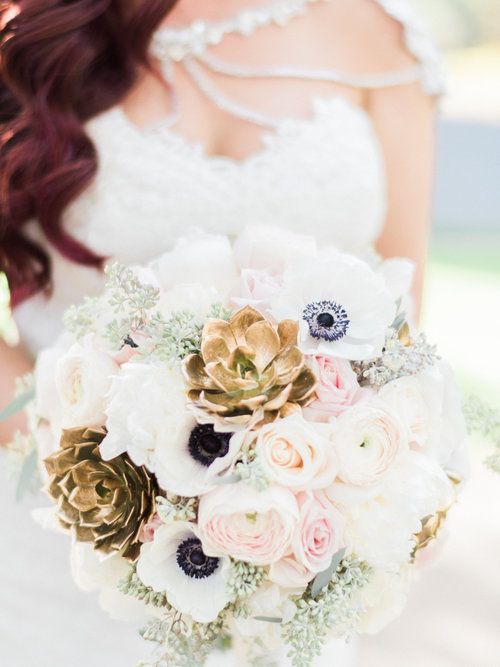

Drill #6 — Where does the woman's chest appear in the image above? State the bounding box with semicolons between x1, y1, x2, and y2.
67;97;387;264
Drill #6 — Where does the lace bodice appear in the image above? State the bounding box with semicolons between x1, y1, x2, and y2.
15;0;443;356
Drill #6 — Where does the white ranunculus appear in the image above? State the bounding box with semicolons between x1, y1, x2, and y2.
151;230;238;294
55;334;119;428
328;452;453;570
355;566;412;634
100;361;195;489
71;542;153;624
233;225;317;274
269;250;396;361
198;483;299;565
254;414;338;491
137;522;231;623
331;402;408;487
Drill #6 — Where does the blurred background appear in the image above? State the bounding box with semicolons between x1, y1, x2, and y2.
359;1;500;665
1;1;499;666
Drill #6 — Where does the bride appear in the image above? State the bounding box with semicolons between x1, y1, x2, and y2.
0;1;442;665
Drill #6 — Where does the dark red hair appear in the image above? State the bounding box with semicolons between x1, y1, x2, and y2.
0;0;178;306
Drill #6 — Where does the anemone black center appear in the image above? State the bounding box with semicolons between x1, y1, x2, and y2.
176;537;219;579
302;300;350;342
317;312;335;328
188;424;231;466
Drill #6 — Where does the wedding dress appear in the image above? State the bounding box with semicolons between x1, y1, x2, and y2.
2;1;443;665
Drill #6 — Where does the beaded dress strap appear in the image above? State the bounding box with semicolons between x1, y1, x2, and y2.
150;0;443;130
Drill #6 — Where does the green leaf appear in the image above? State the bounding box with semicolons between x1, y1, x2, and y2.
310;547;347;599
0;387;35;422
16;448;39;502
253;616;283;624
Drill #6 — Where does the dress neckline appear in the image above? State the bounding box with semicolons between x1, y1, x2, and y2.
113;93;376;168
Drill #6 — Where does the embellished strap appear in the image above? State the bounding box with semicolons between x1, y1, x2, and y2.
374;0;445;96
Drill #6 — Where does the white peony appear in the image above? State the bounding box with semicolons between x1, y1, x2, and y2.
71;542;153;624
254;414;338;491
137;522;231;623
151;230;238;294
379;362;469;480
100;361;195;489
355;566;413;634
331;402;408;487
155;282;222;324
328;452;454;570
269;250;396;361
233;224;317;274
55;334;119;428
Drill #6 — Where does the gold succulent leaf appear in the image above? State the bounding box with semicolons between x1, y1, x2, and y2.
277;320;299;348
44;427;158;562
183;306;317;427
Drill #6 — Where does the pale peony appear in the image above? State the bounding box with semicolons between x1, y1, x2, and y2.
355;566;412;634
230;269;282;319
151;230;238;294
137;522;231;623
269;250;396;361
254;414;338;491
303;355;370;422
291;491;346;574
198;483;298;565
156;282;222;323
234;224;317;274
268;554;314;591
328;452;454;570
379;362;469;480
55;334;119;428
331;402;408;486
71;542;154;624
100;361;196;492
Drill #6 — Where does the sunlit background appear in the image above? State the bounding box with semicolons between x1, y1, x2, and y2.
1;1;499;666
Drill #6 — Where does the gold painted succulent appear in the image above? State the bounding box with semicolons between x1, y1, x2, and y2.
182;306;316;427
44;427;158;562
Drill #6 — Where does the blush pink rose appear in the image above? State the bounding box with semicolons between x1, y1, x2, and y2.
291;491;346;574
138;515;163;543
303;355;368;423
198;483;298;566
230;269;282;319
269;554;315;591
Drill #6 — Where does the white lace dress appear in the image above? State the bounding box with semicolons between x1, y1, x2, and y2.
2;2;443;666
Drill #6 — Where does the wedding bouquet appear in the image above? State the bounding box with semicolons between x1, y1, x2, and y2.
20;226;469;666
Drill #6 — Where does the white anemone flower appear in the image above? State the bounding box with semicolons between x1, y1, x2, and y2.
137;522;231;623
270;250;396;361
153;423;244;497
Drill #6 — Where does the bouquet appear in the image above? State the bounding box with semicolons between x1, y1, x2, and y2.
15;226;469;666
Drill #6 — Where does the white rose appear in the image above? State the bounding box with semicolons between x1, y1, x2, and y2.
254;414;338;491
55;334;119;428
100;361;195;487
331;402;408;486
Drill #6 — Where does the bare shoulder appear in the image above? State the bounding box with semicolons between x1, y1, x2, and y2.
316;0;418;72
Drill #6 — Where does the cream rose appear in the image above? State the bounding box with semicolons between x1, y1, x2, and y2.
254;415;338;491
230;269;282;319
268;554;314;591
55;335;119;428
332;403;407;486
291;491;346;574
198;483;298;565
303;355;369;422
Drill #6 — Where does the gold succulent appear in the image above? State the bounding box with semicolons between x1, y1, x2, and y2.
44;427;158;562
182;306;316;427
